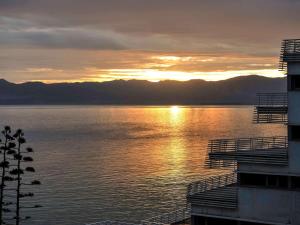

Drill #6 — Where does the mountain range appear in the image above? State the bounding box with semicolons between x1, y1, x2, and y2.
0;75;286;105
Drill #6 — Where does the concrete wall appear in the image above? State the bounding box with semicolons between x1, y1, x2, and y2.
237;144;300;176
191;187;300;225
238;188;291;224
237;163;290;176
288;62;300;75
287;61;300;175
288;92;300;124
288;141;300;174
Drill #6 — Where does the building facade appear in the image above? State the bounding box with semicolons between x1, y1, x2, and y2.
187;39;300;225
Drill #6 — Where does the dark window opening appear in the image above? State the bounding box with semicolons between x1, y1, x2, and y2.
291;176;300;189
267;175;277;187
205;217;236;225
278;176;289;188
239;173;266;186
241;222;270;225
239;173;289;189
289;75;300;91
290;125;300;141
242;222;270;225
192;216;272;225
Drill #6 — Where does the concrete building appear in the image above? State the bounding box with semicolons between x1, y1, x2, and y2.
187;39;300;225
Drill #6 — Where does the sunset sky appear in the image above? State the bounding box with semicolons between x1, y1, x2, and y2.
1;0;300;83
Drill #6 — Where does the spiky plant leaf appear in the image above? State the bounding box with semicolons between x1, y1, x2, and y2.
23;157;33;162
31;180;41;185
26;147;33;152
25;167;35;172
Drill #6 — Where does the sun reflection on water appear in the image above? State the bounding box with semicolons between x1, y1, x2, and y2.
170;105;180;113
152;106;188;177
169;106;185;126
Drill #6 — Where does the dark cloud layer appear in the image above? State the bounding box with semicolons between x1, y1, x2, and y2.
0;19;126;50
1;0;300;50
0;0;300;82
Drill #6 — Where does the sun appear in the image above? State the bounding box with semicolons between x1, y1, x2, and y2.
170;105;180;113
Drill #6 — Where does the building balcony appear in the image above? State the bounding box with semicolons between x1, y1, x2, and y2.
86;222;140;225
187;173;238;209
280;39;300;71
141;207;191;225
253;93;288;124
207;136;288;167
87;207;191;225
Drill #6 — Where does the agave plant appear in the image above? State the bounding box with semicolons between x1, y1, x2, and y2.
0;127;41;225
0;126;15;225
10;129;41;225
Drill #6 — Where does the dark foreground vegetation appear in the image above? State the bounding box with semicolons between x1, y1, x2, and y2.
0;126;41;225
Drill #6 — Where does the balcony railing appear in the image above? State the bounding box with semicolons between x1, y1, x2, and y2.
86;207;191;225
187;173;238;209
256;93;288;107
254;93;288;123
279;39;300;71
207;136;288;167
187;173;237;195
86;222;141;225
141;207;191;225
208;136;288;153
86;220;164;225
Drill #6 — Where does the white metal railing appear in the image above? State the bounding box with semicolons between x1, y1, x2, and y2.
256;93;288;108
208;136;288;153
254;112;288;124
86;221;141;225
281;39;300;54
207;136;288;167
86;207;191;225
142;206;190;225
254;93;288;123
187;173;236;196
280;39;300;71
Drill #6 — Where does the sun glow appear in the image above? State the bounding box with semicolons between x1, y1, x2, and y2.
74;53;286;83
170;105;180;113
169;106;185;127
87;68;284;83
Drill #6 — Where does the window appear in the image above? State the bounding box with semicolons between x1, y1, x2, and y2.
290;125;300;141
267;175;277;187
192;216;271;225
239;173;266;186
239;173;289;189
289;75;300;91
242;222;270;225
291;176;300;189
278;176;288;188
192;216;238;225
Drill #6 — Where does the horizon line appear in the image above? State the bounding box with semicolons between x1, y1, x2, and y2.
1;74;285;85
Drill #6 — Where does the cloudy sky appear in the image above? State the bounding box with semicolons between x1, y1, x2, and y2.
0;0;300;83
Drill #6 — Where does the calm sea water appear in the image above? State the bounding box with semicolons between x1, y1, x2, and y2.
0;106;286;225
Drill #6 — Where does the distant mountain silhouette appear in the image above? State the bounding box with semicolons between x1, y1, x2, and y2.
0;75;286;105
